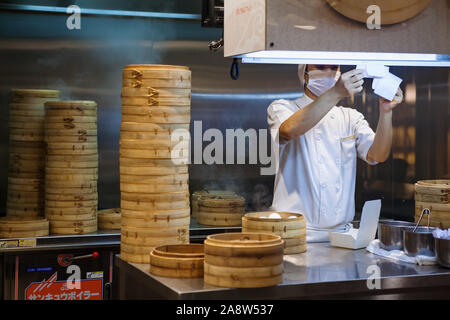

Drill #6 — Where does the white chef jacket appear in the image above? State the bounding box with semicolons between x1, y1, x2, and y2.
267;94;377;242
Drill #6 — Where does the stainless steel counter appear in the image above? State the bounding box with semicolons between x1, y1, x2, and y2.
115;243;450;299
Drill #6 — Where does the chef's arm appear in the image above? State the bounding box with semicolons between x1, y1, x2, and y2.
367;88;403;163
279;69;365;141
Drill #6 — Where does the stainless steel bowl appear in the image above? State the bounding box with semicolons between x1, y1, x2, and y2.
378;221;415;251
403;226;436;257
435;237;450;268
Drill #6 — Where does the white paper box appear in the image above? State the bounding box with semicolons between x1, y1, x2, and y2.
329;199;381;249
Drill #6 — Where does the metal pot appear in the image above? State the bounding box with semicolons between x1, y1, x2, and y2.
403;226;436;257
435;237;450;268
378;221;415;251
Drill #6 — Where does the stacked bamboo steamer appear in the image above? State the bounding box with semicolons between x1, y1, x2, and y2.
98;208;121;230
44;101;98;235
242;212;307;254
204;233;284;288
191;190;237;220
415;180;450;229
150;244;204;278
0;217;49;238
120;65;191;264
7;89;60;220
196;193;245;226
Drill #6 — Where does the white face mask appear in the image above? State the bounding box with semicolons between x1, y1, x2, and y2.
306;69;341;97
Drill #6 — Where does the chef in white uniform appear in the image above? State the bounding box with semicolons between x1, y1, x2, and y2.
267;64;403;242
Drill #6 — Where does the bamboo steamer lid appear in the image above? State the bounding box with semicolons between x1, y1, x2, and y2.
242;212;307;254
150;244;203;278
120;122;189;133
121;87;191;98
203;233;284;288
326;0;432;25
98;208;121;230
45;100;97;110
122;67;191;81
120;208;190;220
0;217;49;238
12;89;60;99
121;113;191;124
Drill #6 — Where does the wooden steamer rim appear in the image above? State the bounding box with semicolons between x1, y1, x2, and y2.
150;244;204;278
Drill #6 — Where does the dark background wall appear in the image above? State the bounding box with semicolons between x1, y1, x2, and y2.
0;1;448;222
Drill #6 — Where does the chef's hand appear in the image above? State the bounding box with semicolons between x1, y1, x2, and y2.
332;69;365;99
379;87;403;113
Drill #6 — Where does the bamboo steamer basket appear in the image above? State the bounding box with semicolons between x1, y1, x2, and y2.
120;164;187;176
191;190;237;219
150;244;204;278
50;220;97;235
45;206;96;215
120;208;190;220
119;139;189;149
122;106;190;116
120;173;188;184
203;233;284;288
122;78;191;89
45;193;98;202
11;89;59;99
196;194;246;226
121;199;189;211
0;217;49;238
122;66;191;80
326;0;432;25
119;148;189;160
121;96;190;106
120;122;189;133
120;190;189;202
45;100;97;110
415;180;450;229
46;160;98;169
120;182;188;194
121;215;190;228
44;129;98;136
46;212;96;221
242;212;307;254
98;208;121;230
44;116;97;123
46;154;98;162
45;199;98;208
119;131;186;141
45;135;98;143
121;113;190;124
121;87;191;98
119;157;188;167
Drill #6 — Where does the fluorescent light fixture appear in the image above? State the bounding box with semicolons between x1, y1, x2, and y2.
239;50;450;67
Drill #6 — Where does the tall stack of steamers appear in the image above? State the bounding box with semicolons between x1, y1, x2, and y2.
120;65;191;263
